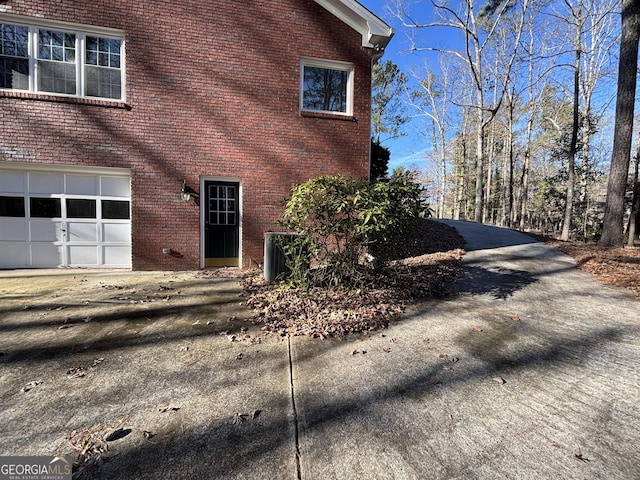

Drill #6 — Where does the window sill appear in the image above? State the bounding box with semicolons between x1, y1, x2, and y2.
300;110;358;122
0;90;131;110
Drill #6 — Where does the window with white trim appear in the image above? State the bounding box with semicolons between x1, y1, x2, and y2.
0;18;124;100
300;57;353;115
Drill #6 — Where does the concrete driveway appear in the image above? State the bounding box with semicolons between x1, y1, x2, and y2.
1;221;638;479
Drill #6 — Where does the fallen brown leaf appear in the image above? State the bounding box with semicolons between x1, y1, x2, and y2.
232;413;247;425
575;452;590;463
21;380;43;392
158;406;180;413
66;367;85;379
242;219;464;338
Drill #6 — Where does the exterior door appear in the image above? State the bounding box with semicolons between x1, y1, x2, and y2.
204;180;239;267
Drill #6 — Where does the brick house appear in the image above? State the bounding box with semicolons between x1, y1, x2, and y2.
0;1;392;270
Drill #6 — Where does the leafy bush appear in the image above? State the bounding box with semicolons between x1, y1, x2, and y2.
278;169;424;288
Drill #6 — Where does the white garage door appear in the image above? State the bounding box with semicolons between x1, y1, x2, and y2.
0;164;131;269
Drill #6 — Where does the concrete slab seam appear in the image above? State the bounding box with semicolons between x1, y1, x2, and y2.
288;335;302;480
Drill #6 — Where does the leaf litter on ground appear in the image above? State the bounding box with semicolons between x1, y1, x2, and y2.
243;219;465;338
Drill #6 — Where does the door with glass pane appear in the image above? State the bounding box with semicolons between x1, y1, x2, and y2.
204;181;239;267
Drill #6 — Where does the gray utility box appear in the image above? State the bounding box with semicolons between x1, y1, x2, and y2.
264;232;297;282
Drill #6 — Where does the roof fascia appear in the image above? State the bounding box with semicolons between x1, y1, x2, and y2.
314;0;394;53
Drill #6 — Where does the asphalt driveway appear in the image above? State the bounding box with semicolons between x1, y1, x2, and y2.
1;221;638;479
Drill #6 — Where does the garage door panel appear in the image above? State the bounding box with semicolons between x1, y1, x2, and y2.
31;243;63;267
103;223;130;243
29;173;63;194
67;175;98;195
104;246;130;266
69;245;98;265
0;219;27;241
0;244;28;267
0;172;25;193
30;221;63;242
101;176;130;197
68;222;98;242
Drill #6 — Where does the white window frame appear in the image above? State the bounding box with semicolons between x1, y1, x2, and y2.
300;57;354;116
0;14;125;102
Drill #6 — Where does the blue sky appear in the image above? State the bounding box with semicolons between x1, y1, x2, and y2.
359;0;440;171
359;0;624;177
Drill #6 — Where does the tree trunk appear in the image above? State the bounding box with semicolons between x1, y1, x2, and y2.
438;128;447;218
626;148;640;246
474;94;485;223
580;109;592;240
601;0;640;246
484;121;494;223
561;3;582;242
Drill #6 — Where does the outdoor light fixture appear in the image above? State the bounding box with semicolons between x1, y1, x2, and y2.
181;180;190;201
181;180;199;203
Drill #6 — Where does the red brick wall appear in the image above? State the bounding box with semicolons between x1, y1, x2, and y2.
0;0;375;270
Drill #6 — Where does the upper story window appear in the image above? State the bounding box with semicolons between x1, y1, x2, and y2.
300;57;353;116
0;17;124;101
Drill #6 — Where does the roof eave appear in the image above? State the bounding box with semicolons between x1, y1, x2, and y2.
314;0;394;53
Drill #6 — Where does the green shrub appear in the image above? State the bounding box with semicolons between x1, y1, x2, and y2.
278;169;424;288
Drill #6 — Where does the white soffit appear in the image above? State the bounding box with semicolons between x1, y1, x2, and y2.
314;0;394;50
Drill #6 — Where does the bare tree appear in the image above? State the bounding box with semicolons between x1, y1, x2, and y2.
407;59;455;217
577;0;619;239
518;0;559;231
390;0;530;223
559;0;583;241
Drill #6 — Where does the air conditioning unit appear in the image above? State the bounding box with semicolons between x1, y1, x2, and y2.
263;232;297;282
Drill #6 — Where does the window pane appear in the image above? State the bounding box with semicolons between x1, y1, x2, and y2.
38;30;75;62
86;49;97;65
85;36;123;98
38;60;76;94
1;24;28;58
111;53;120;69
86;36;121;67
86;66;121;99
0;196;25;217
86;36;97;53
102;200;130;219
0;24;29;90
0;57;29;89
30;197;61;218
302;65;349;113
66;198;96;218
